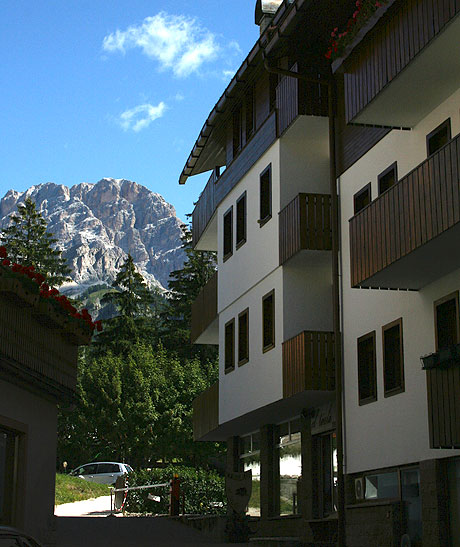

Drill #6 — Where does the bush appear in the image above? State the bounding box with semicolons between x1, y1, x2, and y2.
124;465;226;515
55;473;110;505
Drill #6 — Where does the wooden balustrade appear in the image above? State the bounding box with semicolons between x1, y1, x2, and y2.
193;381;219;441
282;331;335;399
279;193;332;265
349;133;460;288
190;272;218;344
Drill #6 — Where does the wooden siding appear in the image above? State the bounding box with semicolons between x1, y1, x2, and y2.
426;366;460;448
192;112;277;248
349;132;460;288
193;381;219;441
276;69;328;136
190;272;218;344
282;331;335;399
0;298;79;402
279;193;332;265
343;0;460;123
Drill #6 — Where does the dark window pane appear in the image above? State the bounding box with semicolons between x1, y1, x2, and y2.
238;310;249;363
436;297;458;350
236;194;246;247
223;208;233;258
358;333;376;403
378;163;397;195
365;471;399;499
354;185;371;214
263;292;274;350
383;322;403;394
427;119;451;156
225;320;235;371
260;167;272;222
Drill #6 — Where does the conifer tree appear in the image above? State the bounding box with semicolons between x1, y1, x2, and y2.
0;197;71;286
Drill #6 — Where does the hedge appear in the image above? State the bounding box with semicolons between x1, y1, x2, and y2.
124;465;226;515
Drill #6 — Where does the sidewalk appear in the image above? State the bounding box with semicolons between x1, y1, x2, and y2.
55;496;113;517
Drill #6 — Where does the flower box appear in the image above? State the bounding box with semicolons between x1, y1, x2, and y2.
31;299;65;330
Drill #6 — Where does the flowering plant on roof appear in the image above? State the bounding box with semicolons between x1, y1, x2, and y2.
325;0;387;61
0;245;102;333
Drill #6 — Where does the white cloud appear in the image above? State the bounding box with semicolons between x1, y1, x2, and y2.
103;12;220;77
118;102;167;132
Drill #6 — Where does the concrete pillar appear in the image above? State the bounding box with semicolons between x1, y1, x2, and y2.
260;424;279;518
226;436;241;473
420;458;449;547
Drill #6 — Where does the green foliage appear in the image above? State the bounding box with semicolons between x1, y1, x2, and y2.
0;197;71;286
124;465;226;515
55;473;110;505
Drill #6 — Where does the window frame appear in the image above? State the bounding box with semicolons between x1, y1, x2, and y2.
434;291;460;351
223;206;233;262
259;164;272;227
236;192;247;250
224;318;235;374
378;162;398;196
262;289;275;353
426;118;451;157
357;331;377;406
238;308;249;366
353;183;372;215
382;317;404;397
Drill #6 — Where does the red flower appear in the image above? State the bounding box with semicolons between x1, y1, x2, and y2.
0;247;7;259
2;259;10;266
95;320;103;332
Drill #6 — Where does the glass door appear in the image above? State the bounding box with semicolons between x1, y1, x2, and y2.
316;431;337;517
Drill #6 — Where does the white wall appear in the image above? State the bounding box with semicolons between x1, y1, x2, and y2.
339;88;460;474
0;380;57;546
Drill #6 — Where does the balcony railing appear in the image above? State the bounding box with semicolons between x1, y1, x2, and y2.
190;271;218;344
191;112;277;249
279;193;332;265
426;363;460;449
193;381;219;441
343;0;460;126
282;331;335;399
349;133;460;289
276;66;328;136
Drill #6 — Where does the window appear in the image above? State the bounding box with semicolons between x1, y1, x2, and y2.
236;192;247;249
240;433;261;516
353;183;371;215
382;318;404;396
238;308;249;365
365;471;399;500
378;162;398;195
233;107;242;155
245;86;255;141
259;165;272;226
223;206;233;261
277;419;302;515
434;292;459;351
225;319;235;372
0;428;18;525
357;331;377;405
427;118;451;156
262;290;275;352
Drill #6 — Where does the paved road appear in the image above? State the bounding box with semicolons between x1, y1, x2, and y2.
55;496;112;517
56;516;249;547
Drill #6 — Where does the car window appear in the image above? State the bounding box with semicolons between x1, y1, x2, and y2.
81;464;98;475
97;463;119;474
125;465;133;473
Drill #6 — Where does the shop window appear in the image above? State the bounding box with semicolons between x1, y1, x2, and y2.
277;419;302;516
378;162;398;195
434;292;459;351
262;290;275;352
353;183;371;215
259;165;272;227
223;206;233;261
382;318;404;397
236;192;247;249
240;433;261;516
225;319;235;373
238;308;249;366
245;86;255;141
357;331;377;405
364;471;399;500
0;428;18;525
427;118;451;156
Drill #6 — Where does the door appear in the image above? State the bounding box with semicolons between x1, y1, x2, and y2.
315;431;337;518
0;428;18;525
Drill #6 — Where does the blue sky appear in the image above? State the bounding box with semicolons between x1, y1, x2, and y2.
0;1;259;222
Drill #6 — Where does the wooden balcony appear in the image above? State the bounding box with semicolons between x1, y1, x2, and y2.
282;331;335;399
190;272;218;345
191;112;277;250
426;364;460;448
193;381;219;441
276;67;328;136
342;0;460;127
279;193;332;265
349;133;460;289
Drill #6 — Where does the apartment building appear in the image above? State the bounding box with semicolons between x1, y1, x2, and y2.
182;0;460;545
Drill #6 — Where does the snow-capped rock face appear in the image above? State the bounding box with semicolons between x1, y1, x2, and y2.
0;178;186;292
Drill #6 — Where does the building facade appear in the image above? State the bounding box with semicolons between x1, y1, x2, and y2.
183;0;460;545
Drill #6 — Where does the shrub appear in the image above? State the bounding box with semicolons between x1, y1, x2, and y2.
124;465;226;515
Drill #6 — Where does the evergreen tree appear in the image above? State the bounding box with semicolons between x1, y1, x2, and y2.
162;225;217;359
1;197;71;286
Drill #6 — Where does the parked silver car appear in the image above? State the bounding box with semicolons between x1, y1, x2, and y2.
0;526;42;546
69;462;133;485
